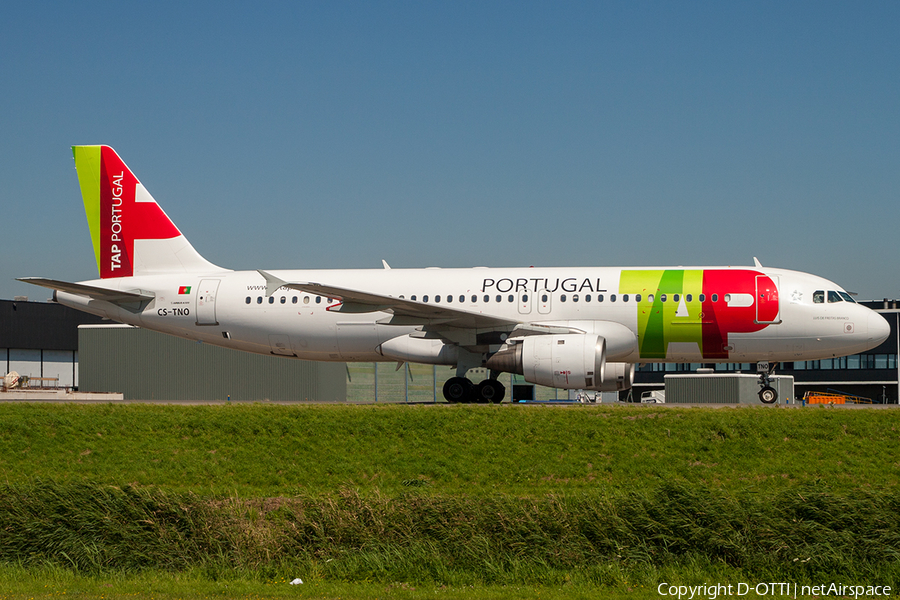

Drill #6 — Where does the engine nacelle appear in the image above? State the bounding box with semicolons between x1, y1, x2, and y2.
594;362;635;392
486;334;606;390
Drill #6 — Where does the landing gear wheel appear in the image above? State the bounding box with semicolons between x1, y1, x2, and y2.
443;377;474;403
476;379;506;404
759;386;778;404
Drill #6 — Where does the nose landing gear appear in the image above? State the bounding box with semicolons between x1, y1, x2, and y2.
757;361;779;404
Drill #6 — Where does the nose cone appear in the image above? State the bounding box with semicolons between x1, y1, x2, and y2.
868;310;891;346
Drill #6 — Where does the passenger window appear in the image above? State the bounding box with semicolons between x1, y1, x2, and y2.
423;295;429;303
292;296;298;304
610;294;616;302
435;295;440;303
496;295;501;302
686;294;692;302
828;291;843;303
445;295;451;303
647;294;654;303
411;295;417;301
280;297;286;304
460;295;465;303
470;295;476;303
585;294;591;302
245;296;251;304
316;297;322;304
561;294;567;302
661;294;667;302
598;295;604;302
635;294;640;302
712;294;718;302
484;295;489;302
623;294;629;302
257;297;263;304
813;290;824;303
506;295;512;302
673;294;679;302
303;296;310;304
699;294;705;302
268;297;275;304
572;294;578;302
522;294;528;302
542;294;549;302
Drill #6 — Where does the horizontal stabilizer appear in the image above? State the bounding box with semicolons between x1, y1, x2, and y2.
17;277;154;304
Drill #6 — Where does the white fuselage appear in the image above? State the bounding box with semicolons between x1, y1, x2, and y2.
57;265;890;365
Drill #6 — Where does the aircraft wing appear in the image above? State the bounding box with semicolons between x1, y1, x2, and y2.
258;270;518;330
17;277;155;304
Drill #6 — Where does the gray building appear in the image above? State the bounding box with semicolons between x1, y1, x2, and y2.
1;298;105;388
78;324;346;401
1;298;344;401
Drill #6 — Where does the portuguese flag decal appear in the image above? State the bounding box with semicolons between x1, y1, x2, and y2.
178;286;192;294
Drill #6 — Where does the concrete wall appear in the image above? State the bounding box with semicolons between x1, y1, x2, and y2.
78;325;346;401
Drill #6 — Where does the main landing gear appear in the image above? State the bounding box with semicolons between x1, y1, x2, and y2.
757;361;779;404
443;375;506;404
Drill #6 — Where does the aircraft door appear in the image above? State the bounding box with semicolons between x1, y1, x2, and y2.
538;290;552;315
755;275;781;324
196;279;220;326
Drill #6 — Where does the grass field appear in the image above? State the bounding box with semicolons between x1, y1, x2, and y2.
1;403;898;598
1;403;898;496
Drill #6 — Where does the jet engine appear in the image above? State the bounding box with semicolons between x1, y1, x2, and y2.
485;334;607;389
595;362;635;391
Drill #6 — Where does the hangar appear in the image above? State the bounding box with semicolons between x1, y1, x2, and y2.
0;297;103;389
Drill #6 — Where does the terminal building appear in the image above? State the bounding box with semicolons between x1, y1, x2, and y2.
2;297;898;403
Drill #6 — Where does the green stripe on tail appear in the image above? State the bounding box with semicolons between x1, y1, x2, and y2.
72;146;102;276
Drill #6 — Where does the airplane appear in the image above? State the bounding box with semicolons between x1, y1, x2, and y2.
20;146;892;404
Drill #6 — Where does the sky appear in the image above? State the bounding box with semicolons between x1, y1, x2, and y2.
1;1;898;302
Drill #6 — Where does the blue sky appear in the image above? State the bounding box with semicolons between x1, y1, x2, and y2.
2;1;898;301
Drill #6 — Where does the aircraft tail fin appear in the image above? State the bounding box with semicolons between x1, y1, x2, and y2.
72;145;225;279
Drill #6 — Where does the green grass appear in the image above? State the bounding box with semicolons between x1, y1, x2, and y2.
2;480;899;582
0;403;898;496
0;563;650;600
1;403;898;597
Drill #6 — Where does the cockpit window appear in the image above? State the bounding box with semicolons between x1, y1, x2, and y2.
828;290;843;303
838;291;855;303
813;290;825;304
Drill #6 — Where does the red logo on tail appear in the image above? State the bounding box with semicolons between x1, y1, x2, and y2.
99;147;180;278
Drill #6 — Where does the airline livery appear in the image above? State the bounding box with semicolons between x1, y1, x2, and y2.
21;146;891;403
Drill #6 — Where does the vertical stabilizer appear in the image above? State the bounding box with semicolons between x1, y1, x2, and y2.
72;145;225;278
